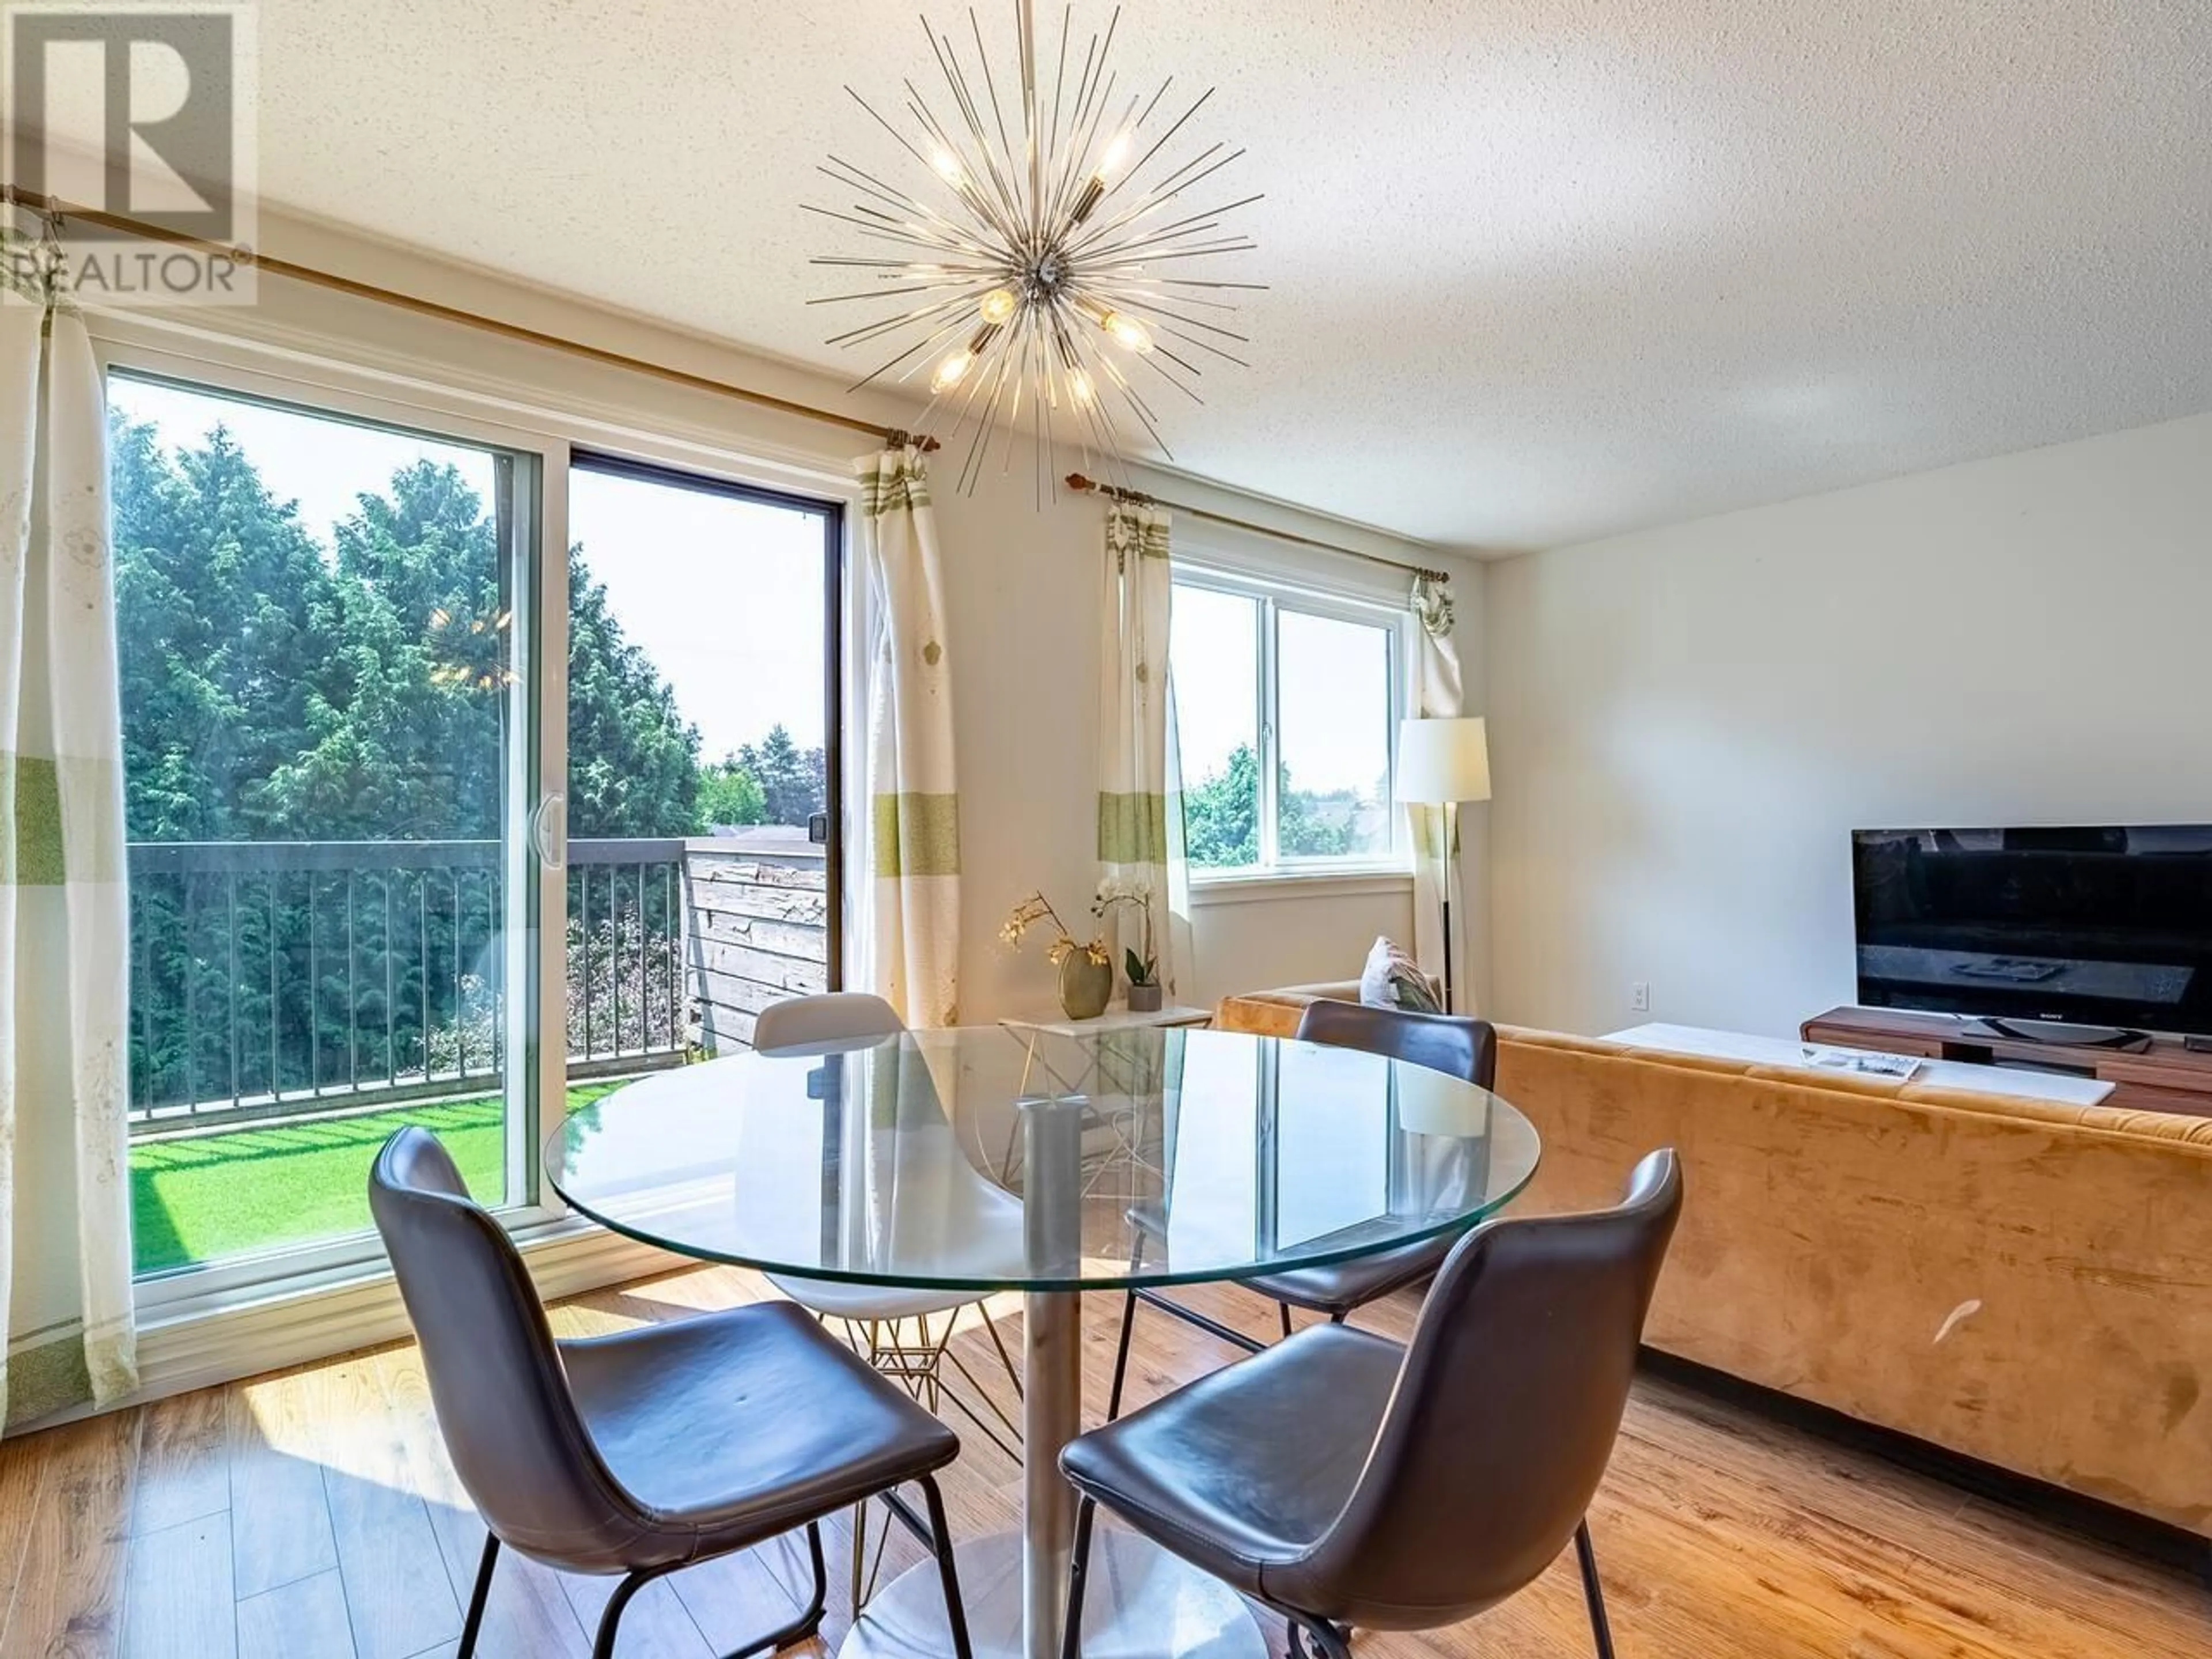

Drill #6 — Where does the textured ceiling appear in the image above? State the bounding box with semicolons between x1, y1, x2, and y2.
206;3;2212;547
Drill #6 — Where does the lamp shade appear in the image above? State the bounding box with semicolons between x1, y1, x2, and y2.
1396;717;1491;805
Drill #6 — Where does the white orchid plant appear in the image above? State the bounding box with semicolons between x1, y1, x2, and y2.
1092;874;1160;988
999;891;1109;969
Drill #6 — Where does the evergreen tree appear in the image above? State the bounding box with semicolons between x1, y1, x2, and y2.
112;418;336;841
563;551;702;837
1278;779;1360;858
1180;742;1360;866
113;415;704;844
1182;743;1261;867
737;723;825;827
694;756;768;830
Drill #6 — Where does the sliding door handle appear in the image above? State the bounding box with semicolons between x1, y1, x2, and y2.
532;793;568;870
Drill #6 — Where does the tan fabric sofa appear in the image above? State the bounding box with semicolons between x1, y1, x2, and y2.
1216;989;2212;1536
1215;982;1366;1039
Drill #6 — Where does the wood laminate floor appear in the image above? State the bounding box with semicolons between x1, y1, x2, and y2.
0;1263;2203;1658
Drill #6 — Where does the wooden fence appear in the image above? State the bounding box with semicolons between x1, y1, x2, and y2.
681;833;830;1054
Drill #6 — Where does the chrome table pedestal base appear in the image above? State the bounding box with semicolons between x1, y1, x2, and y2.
839;1530;1267;1659
841;1281;1267;1658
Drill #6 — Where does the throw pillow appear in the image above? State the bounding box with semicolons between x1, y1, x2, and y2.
1358;935;1442;1014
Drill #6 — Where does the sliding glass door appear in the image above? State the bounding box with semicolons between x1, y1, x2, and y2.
565;455;843;1059
108;361;851;1299
111;372;543;1282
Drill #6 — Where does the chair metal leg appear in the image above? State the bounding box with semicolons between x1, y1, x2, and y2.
457;1533;499;1659
592;1522;828;1659
1575;1518;1617;1659
1115;1283;1274;1422
1287;1613;1353;1659
1279;1302;1294;1340
917;1475;975;1659
592;1570;650;1659
938;1341;1024;1461
1062;1495;1098;1659
849;1497;870;1615
847;1307;1024;1464
745;1522;830;1658
978;1301;1024;1399
1132;1289;1267;1357
1106;1290;1139;1421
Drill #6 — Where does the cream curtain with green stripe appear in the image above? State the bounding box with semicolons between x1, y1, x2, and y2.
858;445;961;1027
1097;502;1188;995
1408;575;1465;1005
0;243;138;1426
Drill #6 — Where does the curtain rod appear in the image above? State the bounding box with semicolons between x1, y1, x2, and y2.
1;185;937;452
1065;473;1449;585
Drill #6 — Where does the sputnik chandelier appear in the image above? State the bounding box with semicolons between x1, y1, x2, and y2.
808;2;1262;497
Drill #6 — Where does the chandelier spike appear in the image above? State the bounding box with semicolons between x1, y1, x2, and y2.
809;0;1257;494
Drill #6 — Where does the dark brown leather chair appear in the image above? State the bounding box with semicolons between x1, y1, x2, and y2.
369;1126;976;1659
1065;1148;1681;1659
1106;999;1501;1419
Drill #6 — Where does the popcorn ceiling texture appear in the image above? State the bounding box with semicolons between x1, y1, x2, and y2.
218;2;2212;550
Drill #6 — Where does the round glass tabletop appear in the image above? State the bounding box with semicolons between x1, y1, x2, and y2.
546;1025;1541;1294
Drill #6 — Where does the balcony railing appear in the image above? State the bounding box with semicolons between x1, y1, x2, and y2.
124;832;829;1134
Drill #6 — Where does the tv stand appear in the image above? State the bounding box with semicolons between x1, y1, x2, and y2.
1803;1006;2212;1118
1972;1017;2152;1054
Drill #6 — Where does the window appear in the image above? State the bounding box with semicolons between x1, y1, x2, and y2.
112;372;540;1281
1171;570;1406;877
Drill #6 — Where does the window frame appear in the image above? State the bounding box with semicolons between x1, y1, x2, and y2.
1171;560;1412;887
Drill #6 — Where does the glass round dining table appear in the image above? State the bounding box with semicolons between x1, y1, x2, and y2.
547;1023;1540;1659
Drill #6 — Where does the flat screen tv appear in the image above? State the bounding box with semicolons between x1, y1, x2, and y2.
1852;825;2212;1039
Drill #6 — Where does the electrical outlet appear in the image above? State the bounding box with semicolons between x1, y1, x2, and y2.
1630;982;1652;1014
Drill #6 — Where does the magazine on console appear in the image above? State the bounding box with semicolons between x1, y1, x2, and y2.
1799;1045;1923;1080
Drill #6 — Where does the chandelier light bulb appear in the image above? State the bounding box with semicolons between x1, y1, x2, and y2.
1070;130;1137;222
978;287;1019;325
931;349;976;394
1096;130;1134;183
931;147;965;187
1067;368;1096;406
1101;310;1154;355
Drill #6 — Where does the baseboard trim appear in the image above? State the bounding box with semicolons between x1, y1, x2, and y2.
1638;1347;2212;1579
13;1224;691;1435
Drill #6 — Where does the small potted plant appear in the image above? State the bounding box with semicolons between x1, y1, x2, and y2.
1094;876;1164;1012
1001;890;1113;1020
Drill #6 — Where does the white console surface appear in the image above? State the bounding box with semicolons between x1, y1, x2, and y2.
1601;1021;2115;1107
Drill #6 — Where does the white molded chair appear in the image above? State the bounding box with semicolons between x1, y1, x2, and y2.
751;991;1024;1605
753;991;908;1056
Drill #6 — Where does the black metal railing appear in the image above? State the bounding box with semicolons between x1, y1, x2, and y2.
565;839;691;1074
126;837;692;1132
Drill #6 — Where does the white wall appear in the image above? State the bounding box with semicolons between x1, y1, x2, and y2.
103;209;1478;1022
1484;412;2212;1038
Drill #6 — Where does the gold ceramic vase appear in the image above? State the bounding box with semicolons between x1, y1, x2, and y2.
1058;952;1113;1021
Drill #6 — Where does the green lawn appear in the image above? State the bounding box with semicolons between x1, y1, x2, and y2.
130;1081;626;1275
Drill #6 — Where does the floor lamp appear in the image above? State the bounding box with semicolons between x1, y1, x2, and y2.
1396;717;1491;1015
